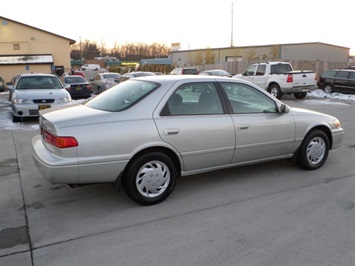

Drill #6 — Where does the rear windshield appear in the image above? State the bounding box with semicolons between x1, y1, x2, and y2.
270;64;292;73
17;76;63;90
183;69;198;74
64;76;87;83
134;72;156;77
103;74;121;79
85;80;159;112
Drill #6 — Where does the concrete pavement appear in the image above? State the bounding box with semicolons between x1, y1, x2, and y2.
1;94;354;266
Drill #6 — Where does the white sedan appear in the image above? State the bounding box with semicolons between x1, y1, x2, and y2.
11;73;72;122
32;75;344;205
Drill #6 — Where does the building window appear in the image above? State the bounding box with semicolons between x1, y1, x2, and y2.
13;43;20;50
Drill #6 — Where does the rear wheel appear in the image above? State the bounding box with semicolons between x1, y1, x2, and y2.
122;152;177;205
293;92;307;99
296;130;329;170
268;84;282;99
324;84;333;93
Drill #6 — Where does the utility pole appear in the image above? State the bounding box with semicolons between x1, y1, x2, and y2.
80;36;83;65
231;1;234;47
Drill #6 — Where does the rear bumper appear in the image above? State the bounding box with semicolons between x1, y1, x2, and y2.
32;135;79;184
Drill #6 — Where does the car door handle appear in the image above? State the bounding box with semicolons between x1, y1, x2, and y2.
164;129;179;135
237;124;249;130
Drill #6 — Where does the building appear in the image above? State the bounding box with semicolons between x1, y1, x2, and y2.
170;42;351;75
0;16;75;82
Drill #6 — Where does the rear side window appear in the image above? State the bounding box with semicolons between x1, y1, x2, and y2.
336;71;349;78
161;82;223;116
255;65;266;76
349;72;355;79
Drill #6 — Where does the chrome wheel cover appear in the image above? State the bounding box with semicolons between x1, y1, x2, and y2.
136;161;170;198
306;137;326;165
324;85;332;93
270;87;279;97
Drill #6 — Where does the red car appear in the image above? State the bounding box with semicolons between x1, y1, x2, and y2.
71;69;85;77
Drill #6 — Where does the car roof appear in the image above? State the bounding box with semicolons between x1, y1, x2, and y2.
130;74;234;83
18;73;57;78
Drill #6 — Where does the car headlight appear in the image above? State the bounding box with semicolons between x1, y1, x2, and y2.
57;97;72;103
12;98;32;104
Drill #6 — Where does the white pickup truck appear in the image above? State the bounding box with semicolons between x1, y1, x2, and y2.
233;62;317;99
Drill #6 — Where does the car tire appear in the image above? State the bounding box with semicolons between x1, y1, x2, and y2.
268;84;282;99
296;130;329;170
324;84;333;93
293;92;307;99
12;114;22;122
98;87;102;94
122;152;177;205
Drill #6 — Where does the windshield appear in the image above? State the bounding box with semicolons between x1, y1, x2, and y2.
17;76;63;90
85;80;159;112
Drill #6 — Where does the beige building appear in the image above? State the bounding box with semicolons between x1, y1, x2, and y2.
0;16;75;83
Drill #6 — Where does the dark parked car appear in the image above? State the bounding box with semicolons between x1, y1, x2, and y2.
170;67;198;75
0;76;5;92
317;69;355;94
63;75;92;99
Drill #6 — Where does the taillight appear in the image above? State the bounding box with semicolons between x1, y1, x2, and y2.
287;74;293;83
43;129;78;148
314;73;317;80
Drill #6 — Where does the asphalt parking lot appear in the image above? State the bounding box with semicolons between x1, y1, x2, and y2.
1;92;354;266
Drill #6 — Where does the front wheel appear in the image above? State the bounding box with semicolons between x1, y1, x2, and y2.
122;152;177;205
296;130;329;170
268;84;282;99
12;114;22;122
293;92;307;99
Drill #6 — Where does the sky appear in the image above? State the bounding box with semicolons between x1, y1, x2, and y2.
1;0;355;55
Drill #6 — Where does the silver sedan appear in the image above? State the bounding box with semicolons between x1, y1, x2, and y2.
32;75;344;205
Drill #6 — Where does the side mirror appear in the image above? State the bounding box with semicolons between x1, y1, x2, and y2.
279;104;289;114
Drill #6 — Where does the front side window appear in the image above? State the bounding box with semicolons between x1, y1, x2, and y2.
162;82;223;116
323;71;337;78
245;65;257;76
85;80;158;112
220;82;277;114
